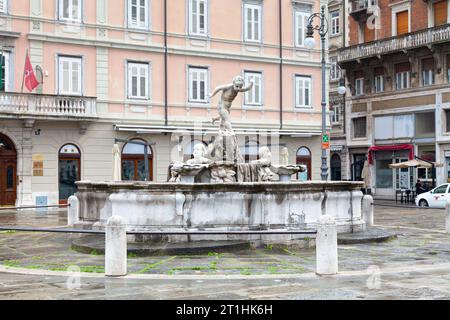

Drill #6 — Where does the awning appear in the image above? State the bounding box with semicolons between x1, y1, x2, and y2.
389;159;443;169
114;124;322;137
368;144;414;165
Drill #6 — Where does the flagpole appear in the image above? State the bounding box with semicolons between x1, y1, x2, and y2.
21;49;28;93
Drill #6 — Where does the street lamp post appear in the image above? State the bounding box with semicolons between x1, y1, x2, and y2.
304;6;329;181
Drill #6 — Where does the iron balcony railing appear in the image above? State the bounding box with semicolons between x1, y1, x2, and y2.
0;92;97;118
338;23;450;63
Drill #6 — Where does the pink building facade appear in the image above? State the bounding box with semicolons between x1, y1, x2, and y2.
0;0;329;206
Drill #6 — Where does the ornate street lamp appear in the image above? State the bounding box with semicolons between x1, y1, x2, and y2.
305;6;346;181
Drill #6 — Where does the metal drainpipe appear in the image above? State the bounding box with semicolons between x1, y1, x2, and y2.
279;0;283;131
164;0;168;127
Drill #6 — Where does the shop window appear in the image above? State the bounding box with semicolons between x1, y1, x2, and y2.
415;112;435;138
121;139;153;181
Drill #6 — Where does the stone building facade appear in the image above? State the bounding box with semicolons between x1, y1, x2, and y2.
0;0;329;206
338;0;450;199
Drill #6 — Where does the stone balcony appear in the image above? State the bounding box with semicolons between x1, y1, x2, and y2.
0;92;98;121
338;23;450;63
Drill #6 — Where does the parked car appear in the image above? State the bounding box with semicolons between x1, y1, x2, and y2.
415;183;449;208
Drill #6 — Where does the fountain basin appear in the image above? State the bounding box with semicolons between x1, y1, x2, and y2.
76;181;365;244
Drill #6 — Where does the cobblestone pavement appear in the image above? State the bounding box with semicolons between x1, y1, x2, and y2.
0;204;449;299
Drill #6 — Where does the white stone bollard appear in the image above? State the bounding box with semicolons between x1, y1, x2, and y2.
105;216;127;277
362;195;374;228
446;201;450;234
316;215;338;275
67;195;79;226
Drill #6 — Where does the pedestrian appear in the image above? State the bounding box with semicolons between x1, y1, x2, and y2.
415;180;425;195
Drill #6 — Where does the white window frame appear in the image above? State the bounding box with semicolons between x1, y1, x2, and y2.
127;62;150;100
355;78;364;96
188;66;209;104
295;75;312;109
422;69;435;86
294;11;309;47
330;58;340;81
330;10;340;36
332;104;341;124
374;75;384;93
58;0;82;22
243;71;263;107
188;0;208;37
243;3;262;43
127;0;149;30
395;71;410;89
0;52;10;91
391;3;411;37
0;0;8;14
58;55;83;96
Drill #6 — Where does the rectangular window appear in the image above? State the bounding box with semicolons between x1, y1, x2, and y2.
188;67;208;103
127;62;150;100
244;71;262;106
0;52;10;92
422;58;435;86
353;117;367;138
0;0;8;14
295;11;309;47
373;67;384;93
244;3;262;42
128;0;149;29
396;10;409;35
58;56;82;95
395;62;411;89
58;0;82;22
446;110;450;132
332;104;341;124
330;11;340;35
330;58;340;80
434;0;447;26
355;78;364;96
189;0;207;36
295;75;312;108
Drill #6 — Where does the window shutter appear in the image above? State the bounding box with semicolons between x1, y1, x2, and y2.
396;11;409;35
434;0;447;26
395;62;411;73
354;70;364;79
374;67;384;76
422;58;435;71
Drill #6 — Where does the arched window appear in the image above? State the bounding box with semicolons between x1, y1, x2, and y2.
331;153;342;181
0;133;17;206
240;139;259;163
121;139;153;181
59;143;81;204
296;147;312;181
183;139;207;162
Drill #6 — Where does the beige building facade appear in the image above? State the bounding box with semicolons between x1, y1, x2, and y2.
0;0;330;206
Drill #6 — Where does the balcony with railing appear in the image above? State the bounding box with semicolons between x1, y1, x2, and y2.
338;23;450;63
0;92;97;120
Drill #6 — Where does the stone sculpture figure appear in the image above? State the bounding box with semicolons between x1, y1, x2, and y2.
210;76;253;131
280;147;289;166
251;146;275;181
186;143;212;165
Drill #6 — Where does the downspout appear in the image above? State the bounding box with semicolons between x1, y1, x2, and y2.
342;0;346;135
164;0;168;127
279;0;283;130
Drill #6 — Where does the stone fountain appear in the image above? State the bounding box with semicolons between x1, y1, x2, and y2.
75;76;365;247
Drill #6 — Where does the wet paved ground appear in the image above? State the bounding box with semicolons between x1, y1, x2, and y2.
0;203;449;299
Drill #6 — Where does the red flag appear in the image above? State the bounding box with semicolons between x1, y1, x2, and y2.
24;53;39;92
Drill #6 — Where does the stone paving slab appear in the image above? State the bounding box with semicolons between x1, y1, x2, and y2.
0;205;449;299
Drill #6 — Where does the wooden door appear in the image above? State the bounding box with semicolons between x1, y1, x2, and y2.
434;1;447;26
396;11;409;35
296;156;312;181
0;158;17;206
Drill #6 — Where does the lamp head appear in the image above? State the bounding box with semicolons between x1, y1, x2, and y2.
304;24;315;49
337;78;346;95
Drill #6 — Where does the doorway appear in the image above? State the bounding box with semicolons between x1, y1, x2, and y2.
296;147;312;181
58;144;81;204
0;134;17;206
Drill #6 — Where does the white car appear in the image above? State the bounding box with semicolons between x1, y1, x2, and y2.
415;183;450;208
